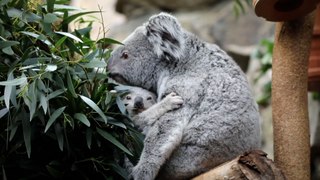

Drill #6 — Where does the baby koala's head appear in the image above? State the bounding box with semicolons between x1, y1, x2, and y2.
122;87;157;117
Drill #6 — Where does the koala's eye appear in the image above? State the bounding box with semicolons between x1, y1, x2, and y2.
126;95;131;100
121;52;129;59
147;96;152;100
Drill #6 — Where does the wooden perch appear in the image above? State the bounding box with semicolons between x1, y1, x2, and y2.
192;150;286;180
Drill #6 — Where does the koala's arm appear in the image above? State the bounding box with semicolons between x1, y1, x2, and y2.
131;115;186;180
132;92;183;130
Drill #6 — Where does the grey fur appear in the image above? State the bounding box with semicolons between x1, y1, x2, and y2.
123;86;183;134
108;12;261;180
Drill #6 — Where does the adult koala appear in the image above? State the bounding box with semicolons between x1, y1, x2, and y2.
107;13;261;180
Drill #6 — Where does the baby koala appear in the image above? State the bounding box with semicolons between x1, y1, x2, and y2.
121;86;183;135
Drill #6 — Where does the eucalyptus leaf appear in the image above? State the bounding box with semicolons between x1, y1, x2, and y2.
96;128;133;156
45;64;57;72
4;72;14;109
43;13;59;23
0;77;27;86
82;60;107;68
74;113;90;127
55;31;83;43
116;96;127;115
0;108;9;119
22;118;31;158
61;11;99;25
44;106;66;133
86;128;92;149
0;40;19;49
47;89;64;100
28;81;37;121
79;95;107;123
66;70;77;98
54;123;64;151
20;31;52;46
40;92;48;114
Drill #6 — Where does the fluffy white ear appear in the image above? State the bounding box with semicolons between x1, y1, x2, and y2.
144;12;185;61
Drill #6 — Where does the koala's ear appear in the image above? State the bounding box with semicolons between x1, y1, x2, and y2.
144;12;185;61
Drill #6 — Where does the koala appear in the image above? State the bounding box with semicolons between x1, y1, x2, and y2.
122;86;183;134
107;13;261;180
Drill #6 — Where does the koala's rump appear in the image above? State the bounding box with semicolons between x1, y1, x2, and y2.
156;72;260;179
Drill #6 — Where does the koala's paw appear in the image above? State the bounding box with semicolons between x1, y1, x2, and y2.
163;92;183;110
131;164;156;180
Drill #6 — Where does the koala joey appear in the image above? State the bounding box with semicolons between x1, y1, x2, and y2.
122;86;183;135
108;12;261;180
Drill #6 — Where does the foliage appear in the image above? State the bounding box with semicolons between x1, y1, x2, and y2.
0;0;142;179
233;0;251;17
252;38;273;106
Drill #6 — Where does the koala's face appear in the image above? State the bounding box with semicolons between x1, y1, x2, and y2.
107;27;161;91
122;87;157;117
107;13;186;92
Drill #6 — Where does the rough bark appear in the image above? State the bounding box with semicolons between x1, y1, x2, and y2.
192;150;286;180
272;12;315;180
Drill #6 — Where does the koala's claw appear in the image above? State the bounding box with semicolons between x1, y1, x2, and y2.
164;92;183;110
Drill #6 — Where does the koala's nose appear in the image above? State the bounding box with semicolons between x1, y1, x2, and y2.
134;96;144;109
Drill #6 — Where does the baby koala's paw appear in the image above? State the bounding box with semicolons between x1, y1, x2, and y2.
163;92;183;110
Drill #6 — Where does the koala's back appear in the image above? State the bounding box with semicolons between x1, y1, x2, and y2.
157;43;260;179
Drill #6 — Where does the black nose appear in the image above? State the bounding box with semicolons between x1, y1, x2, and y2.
134;97;144;109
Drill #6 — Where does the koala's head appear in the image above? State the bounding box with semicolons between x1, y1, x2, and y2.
107;12;186;92
122;87;157;117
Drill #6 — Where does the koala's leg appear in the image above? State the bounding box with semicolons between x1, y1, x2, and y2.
131;115;186;180
132;92;183;129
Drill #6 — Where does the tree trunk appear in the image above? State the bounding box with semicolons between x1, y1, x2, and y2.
272;12;315;180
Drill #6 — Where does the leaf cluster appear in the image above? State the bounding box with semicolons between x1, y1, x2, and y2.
0;0;142;179
252;38;273;106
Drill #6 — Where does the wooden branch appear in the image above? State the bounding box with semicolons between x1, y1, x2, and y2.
192;150;286;180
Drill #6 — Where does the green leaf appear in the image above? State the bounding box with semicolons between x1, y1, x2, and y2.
4;72;14;109
0;77;27;86
96;128;133;156
47;89;64;100
39;92;48;114
22;118;31;158
116;96;127;115
97;38;123;46
0;108;9;119
43;13;59;23
55;31;83;43
0;40;20;49
20;31;52;46
45;106;66;132
108;117;126;129
28;81;37;121
54;123;64;151
0;0;10;6
79;95;107;123
74;113;90;127
54;36;67;48
86;128;92;149
45;64;57;72
47;0;55;13
61;11;99;25
9;124;18;141
66;70;77;98
82;60;107;68
2;46;14;55
51;4;82;11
